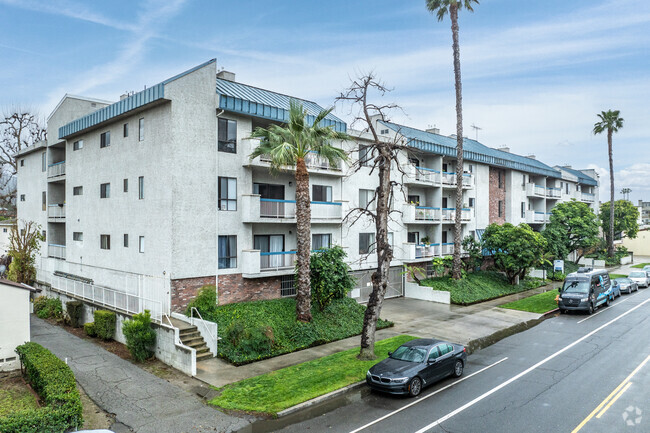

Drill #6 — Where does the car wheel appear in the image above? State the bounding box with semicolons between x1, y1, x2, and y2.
588;302;594;315
453;360;464;378
408;377;422;397
559;308;565;314
604;297;609;307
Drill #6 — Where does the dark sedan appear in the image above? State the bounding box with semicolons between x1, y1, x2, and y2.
366;338;467;397
613;277;638;294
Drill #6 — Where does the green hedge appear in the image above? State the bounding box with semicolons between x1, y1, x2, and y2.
94;310;115;340
186;287;392;365
65;301;83;328
122;310;156;362
84;322;96;337
33;297;62;320
0;342;82;432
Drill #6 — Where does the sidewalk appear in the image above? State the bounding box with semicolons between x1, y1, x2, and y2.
31;317;250;433
196;284;553;388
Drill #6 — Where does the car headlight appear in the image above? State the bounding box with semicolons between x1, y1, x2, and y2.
580;297;589;302
366;370;372;377
558;297;562;301
392;377;409;384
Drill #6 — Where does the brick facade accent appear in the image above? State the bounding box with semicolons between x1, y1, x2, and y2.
170;274;283;312
489;167;506;224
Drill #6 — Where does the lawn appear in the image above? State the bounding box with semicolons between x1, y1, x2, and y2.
0;374;39;418
420;271;545;305
609;273;627;279
631;263;650;269
210;335;417;415
500;290;559;314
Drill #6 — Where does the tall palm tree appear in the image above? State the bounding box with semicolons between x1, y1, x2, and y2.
250;100;349;322
593;109;624;257
426;0;479;279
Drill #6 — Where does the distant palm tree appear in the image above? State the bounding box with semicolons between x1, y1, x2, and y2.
593;109;624;257
426;0;479;279
250;100;349;322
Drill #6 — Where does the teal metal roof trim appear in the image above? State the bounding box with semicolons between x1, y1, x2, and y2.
558;166;598;186
58;83;165;139
216;79;346;133
382;121;562;178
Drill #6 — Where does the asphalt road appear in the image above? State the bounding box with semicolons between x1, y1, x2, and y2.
262;287;650;433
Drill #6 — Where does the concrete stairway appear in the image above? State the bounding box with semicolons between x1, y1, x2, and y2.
170;317;213;362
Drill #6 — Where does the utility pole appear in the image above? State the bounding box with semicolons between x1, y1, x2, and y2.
470;123;482;141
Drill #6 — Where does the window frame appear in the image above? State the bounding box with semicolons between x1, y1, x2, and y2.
100;234;111;250
312;185;332;202
312;233;332;250
73;140;84;151
100;131;110;148
73;232;83;242
218;235;237;269
359;145;372;167
73;186;83;196
123;123;129;138
138;176;144;199
138;118;144;141
218;118;237;153
41;152;46;172
359;232;376;254
100;183;110;198
138;236;144;253
123;179;128;193
124;234;129;248
359;189;374;209
218;177;237;211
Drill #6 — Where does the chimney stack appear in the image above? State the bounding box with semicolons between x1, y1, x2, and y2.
217;70;236;82
120;93;129;100
497;146;510;153
426;127;440;135
525;154;536;160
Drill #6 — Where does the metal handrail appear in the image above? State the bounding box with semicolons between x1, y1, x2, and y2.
190;307;217;343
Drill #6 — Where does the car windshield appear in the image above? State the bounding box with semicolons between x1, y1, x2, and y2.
562;280;589;293
629;272;646;278
390;346;427;363
615;278;631;284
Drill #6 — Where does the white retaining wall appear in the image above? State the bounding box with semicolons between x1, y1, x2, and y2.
404;281;450;304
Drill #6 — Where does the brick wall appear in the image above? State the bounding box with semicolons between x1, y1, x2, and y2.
489;167;506;224
170;273;283;312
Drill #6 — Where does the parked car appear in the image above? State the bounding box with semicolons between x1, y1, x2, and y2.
366;338;467;397
609;279;622;298
612;277;638;294
558;268;611;314
628;271;650;288
643;265;650;277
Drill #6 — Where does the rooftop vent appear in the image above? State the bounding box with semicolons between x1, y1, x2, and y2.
497;146;510;153
525;154;536;160
426;127;440;135
217;70;236;82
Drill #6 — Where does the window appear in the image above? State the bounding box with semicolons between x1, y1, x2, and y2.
218;235;237;268
359;145;372;167
100;131;110;148
42;191;46;211
123;123;129;137
359;189;374;209
468;164;474;173
73;140;84;151
312;234;332;250
20;194;25;201
497;171;503;188
428;346;440;361
498;200;503;218
123;179;128;192
312;185;332;202
20;159;24;167
2;228;6;233
566;183;570;194
100;235;110;250
408;195;420;205
73;232;83;241
139;236;145;253
387;232;394;248
73;186;83;196
124;234;129;247
521;202;526;218
100;183;110;198
407;232;419;244
281;275;296;297
41;152;46;172
359;233;375;254
42;230;46;241
138;176;144;199
218;118;237;153
218;177;237;210
138;118;144;141
468;197;475;208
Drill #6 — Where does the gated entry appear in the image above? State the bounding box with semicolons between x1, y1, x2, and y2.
351;266;404;303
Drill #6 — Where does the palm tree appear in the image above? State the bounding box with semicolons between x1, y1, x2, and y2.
426;0;479;279
250;100;350;322
593;109;624;257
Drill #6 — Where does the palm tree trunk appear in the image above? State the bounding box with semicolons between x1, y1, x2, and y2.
295;157;312;322
450;4;464;280
608;129;615;257
359;149;392;360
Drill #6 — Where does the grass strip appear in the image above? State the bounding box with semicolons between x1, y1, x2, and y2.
0;378;39;417
209;335;417;415
609;273;627;279
500;290;559;314
631;263;650;269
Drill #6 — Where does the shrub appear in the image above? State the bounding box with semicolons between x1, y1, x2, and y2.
84;322;96;337
122;310;156;362
549;272;566;282
185;285;217;317
33;296;63;320
0;342;83;432
66;301;83;328
309;246;355;311
93;310;116;341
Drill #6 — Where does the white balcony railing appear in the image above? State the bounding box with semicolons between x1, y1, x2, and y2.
442;208;455;221
441;243;454;256
441;172;473;187
413;166;441;185
581;192;595;203
257;198;342;220
415;206;441;221
526;183;546;197
47;204;65;219
47;161;65;178
257;151;342;172
546;187;561;198
48;244;66;259
260;251;296;271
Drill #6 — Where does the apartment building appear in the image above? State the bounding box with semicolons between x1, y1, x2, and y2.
16;59;599;321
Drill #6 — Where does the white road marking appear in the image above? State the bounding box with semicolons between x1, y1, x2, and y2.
413;296;650;433
576;290;644;324
348;357;508;433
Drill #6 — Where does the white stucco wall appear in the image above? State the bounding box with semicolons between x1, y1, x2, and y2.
0;285;31;371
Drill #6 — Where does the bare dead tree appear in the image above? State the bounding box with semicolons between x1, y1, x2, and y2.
0;109;47;208
337;73;409;360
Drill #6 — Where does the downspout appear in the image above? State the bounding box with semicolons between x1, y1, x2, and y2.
215;108;224;303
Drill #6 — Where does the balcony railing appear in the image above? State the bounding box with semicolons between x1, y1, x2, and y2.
48;244;66;259
546;187;561;198
526;183;546;197
415;206;441;221
257;151;342;172
260;251;296;271
47;204;65;219
414;166;441;184
581;192;595;203
441;172;473;187
258;198;342;220
441;243;454;255
47;161;65;178
415;243;440;259
442;208;455;221
545;212;552;223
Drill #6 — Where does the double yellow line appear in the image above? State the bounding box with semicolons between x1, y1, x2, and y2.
572;353;650;432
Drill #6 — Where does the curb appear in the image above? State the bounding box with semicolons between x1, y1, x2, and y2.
276;381;366;417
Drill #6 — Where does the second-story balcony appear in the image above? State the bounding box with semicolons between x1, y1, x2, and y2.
546;187;561;199
441;172;473;188
47;204;66;221
581;192;595;203
441;243;454;256
48;243;66;260
241;195;343;224
526;210;545;224
47;161;65;179
441;208;472;222
403;204;441;224
405;165;441;186
526;183;546;198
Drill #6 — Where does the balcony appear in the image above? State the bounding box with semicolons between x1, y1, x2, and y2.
581;192;595;203
403;204;441;224
47;161;65;179
48;244;66;260
47;204;65;221
546;187;561;199
241;249;300;277
244;138;344;176
416;243;439;259
441;243;454;256
545;212;552;223
526;183;546;198
441;172;473;188
526;211;545;224
405;165;441;186
441;208;472;222
241;195;343;223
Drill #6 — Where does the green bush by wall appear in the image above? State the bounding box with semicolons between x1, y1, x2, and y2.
122;310;156;362
65;301;83;328
93;310;116;341
33;296;62;320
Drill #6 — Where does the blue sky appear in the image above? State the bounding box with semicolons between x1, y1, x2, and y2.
1;0;649;202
